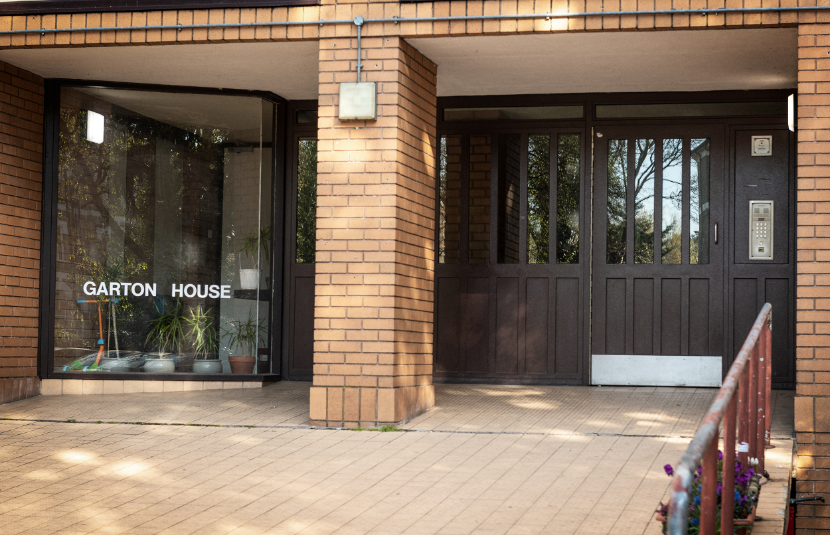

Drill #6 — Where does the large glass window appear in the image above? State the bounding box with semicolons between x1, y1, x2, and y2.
54;87;275;376
606;137;711;267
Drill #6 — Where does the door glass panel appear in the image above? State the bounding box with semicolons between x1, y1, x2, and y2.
607;139;627;264
634;139;656;264
527;134;550;264
469;135;491;264
497;133;521;264
438;135;462;264
296;138;317;264
661;139;683;264
557;134;580;264
691;138;711;265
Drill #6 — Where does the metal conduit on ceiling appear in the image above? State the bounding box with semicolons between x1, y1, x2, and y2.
0;7;826;36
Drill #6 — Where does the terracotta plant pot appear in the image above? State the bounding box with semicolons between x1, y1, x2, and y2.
228;355;256;374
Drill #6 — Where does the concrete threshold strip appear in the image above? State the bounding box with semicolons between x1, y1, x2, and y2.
0;416;794;441
1;6;829;36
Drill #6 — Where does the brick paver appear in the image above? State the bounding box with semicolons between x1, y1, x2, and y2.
0;384;794;534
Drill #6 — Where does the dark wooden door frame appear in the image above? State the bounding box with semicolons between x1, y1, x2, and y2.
281;101;317;381
589;124;727;370
433;126;591;384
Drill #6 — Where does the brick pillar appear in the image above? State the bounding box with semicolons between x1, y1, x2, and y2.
310;35;437;428
797;22;830;531
0;60;44;404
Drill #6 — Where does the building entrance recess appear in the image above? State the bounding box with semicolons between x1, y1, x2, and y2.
433;97;794;388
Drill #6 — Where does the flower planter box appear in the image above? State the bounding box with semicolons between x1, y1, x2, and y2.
655;505;756;534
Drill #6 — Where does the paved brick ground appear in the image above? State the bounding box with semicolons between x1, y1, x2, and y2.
0;383;793;535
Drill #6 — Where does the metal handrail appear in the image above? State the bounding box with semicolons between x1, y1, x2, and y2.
667;303;772;535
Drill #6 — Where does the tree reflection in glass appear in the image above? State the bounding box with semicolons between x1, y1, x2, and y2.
296;138;317;264
527;135;550;264
661;139;683;264
607;139;627;264
691;139;710;265
557;134;580;264
438;135;462;264
633;139;656;264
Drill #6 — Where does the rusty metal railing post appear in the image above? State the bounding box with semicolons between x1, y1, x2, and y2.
764;316;773;450
701;434;719;534
738;359;749;467
748;342;759;461
722;393;737;535
757;327;767;473
667;303;772;535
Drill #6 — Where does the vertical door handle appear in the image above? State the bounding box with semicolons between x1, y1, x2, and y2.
714;222;718;245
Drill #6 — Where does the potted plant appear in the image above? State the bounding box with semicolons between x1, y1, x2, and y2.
143;299;185;373
222;308;265;374
238;226;271;290
185;305;222;374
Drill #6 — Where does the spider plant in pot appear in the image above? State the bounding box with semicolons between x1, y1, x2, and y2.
144;299;185;373
185;305;222;374
238;225;271;290
223;308;265;374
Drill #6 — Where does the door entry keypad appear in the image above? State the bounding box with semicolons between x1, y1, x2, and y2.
749;200;773;260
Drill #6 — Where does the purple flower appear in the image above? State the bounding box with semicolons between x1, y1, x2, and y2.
664;464;674;476
718;451;724;461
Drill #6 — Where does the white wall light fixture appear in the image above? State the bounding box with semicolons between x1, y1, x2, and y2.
788;94;795;133
338;16;377;122
87;110;104;144
339;82;377;121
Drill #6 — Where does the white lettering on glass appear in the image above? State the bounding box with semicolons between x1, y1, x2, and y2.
82;282;230;298
183;284;197;298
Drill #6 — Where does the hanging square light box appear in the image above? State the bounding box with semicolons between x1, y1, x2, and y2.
339;82;377;121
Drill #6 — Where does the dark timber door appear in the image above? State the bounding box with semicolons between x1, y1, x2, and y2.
591;126;725;385
434;130;588;384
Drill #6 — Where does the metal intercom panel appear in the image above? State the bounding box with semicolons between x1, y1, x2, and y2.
749;200;773;260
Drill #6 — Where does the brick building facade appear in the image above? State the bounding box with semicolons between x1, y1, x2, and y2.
0;0;825;530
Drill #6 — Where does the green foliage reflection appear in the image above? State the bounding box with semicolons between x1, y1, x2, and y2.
527;135;550;264
557;134;580;264
296;139;317;264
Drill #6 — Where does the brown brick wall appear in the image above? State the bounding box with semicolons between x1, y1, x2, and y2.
0;60;43;404
310;35;437;427
796;21;830;534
